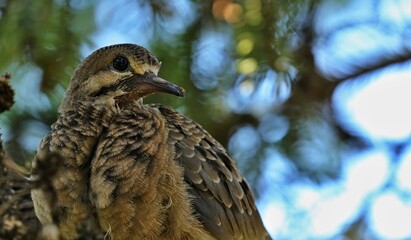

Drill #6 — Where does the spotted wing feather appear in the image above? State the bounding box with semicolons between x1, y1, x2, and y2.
154;104;270;240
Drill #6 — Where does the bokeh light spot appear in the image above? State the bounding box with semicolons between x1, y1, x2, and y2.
244;0;262;25
369;192;411;239
212;0;243;23
238;78;255;97
258;114;289;143
334;66;411;141
238;58;258;74
236;38;254;56
223;3;243;23
212;0;230;20
228;125;261;167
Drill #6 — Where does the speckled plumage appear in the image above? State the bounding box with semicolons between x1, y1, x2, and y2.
31;44;270;240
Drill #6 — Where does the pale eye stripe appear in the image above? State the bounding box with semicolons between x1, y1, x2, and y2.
86;71;132;96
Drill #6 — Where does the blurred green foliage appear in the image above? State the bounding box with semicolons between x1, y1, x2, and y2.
0;0;95;166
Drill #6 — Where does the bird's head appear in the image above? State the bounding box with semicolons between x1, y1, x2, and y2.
60;44;184;111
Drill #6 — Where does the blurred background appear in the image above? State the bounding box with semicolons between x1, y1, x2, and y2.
1;0;411;239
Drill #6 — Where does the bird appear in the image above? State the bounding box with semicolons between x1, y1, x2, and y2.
30;43;271;240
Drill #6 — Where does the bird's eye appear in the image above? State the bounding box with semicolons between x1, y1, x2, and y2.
112;56;129;72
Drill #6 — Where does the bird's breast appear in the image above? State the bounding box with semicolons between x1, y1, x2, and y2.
33;102;212;239
31;101;118;238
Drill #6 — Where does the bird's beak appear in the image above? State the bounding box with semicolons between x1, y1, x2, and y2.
126;72;185;99
139;72;185;97
115;72;185;103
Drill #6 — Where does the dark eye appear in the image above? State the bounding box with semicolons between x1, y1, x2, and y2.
112;56;129;71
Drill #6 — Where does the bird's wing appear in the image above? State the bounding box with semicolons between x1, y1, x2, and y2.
153;104;270;240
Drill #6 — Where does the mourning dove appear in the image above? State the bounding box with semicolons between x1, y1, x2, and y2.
31;44;271;240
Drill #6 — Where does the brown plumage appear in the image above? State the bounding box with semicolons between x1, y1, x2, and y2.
31;44;271;240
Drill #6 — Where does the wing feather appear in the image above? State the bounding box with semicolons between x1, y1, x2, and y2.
153;104;270;240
